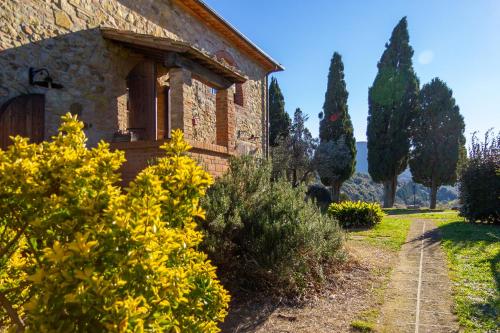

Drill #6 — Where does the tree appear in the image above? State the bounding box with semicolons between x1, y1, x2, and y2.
410;78;466;209
0;115;229;332
367;17;420;207
269;77;291;146
316;52;356;202
272;108;317;186
315;138;354;202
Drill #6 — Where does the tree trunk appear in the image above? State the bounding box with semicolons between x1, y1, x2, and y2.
383;176;397;208
292;168;298;187
391;176;397;207
331;181;342;203
430;180;438;209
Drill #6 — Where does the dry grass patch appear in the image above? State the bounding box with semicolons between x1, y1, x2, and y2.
220;241;396;333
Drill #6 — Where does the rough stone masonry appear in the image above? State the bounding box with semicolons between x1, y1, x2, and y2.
0;0;282;182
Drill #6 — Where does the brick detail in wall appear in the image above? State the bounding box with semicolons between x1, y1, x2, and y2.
216;88;236;150
111;140;231;186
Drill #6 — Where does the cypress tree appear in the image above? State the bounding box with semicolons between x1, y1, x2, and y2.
367;17;419;207
410;78;466;209
269;77;291;146
316;52;356;202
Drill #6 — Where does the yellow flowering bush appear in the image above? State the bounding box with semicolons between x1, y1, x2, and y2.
328;201;384;228
0;114;229;332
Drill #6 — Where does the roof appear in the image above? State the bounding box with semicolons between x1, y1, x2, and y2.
101;28;247;84
173;0;284;73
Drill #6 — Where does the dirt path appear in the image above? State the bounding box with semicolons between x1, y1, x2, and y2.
377;219;459;333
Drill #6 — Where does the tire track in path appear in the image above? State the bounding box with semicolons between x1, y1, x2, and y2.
377;219;459;333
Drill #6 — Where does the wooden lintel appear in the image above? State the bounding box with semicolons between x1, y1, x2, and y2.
164;52;233;89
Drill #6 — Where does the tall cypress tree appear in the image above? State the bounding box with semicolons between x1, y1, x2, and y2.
410;78;465;209
316;52;356;202
269;77;291;146
367;17;419;207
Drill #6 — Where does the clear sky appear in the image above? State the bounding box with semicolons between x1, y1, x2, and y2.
204;0;500;142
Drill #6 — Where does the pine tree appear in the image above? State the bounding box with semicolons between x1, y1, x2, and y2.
316;52;356;202
410;78;465;209
367;17;419;208
269;77;291;146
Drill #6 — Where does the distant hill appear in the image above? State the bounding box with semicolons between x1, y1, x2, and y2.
341;173;458;207
342;173;383;203
333;142;459;207
355;142;368;174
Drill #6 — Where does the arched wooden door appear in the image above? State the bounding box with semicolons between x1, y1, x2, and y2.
0;94;45;149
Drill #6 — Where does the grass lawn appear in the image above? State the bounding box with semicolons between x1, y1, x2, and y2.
348;213;413;251
436;216;500;332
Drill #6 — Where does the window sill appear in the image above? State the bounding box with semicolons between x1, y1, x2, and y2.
110;139;233;156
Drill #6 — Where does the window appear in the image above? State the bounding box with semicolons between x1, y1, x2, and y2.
215;50;244;107
234;83;244;107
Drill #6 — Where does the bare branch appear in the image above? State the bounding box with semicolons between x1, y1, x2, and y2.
0;291;25;331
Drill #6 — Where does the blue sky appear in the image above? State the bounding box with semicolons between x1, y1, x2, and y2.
204;0;500;142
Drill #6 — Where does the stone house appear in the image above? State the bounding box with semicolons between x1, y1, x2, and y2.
0;0;283;183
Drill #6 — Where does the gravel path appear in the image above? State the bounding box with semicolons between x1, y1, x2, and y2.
377;219;459;333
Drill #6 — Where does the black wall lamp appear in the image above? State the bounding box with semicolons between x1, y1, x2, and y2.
29;67;64;89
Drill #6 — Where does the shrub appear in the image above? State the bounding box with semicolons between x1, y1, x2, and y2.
306;183;332;210
459;131;500;223
0;114;229;332
328;201;384;228
201;156;344;295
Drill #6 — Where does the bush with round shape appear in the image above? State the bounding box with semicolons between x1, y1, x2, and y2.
201;156;345;296
0;114;229;332
328;201;384;228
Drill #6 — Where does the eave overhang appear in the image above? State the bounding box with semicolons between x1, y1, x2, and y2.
101;28;248;87
173;0;284;74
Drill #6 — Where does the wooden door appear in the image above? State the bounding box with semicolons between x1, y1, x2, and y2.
127;61;156;141
0;94;45;150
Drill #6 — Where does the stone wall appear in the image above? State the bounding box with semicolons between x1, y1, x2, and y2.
0;0;268;154
191;79;217;144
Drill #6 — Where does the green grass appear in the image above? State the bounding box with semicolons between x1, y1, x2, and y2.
349;214;413;251
350;319;375;332
351;209;499;331
437;217;500;332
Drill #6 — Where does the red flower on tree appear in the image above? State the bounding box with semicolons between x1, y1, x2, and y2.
329;112;341;122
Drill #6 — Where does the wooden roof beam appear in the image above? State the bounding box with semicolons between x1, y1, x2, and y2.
165;52;233;89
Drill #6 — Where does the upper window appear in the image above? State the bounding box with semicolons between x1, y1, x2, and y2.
215;50;244;107
234;83;244;107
